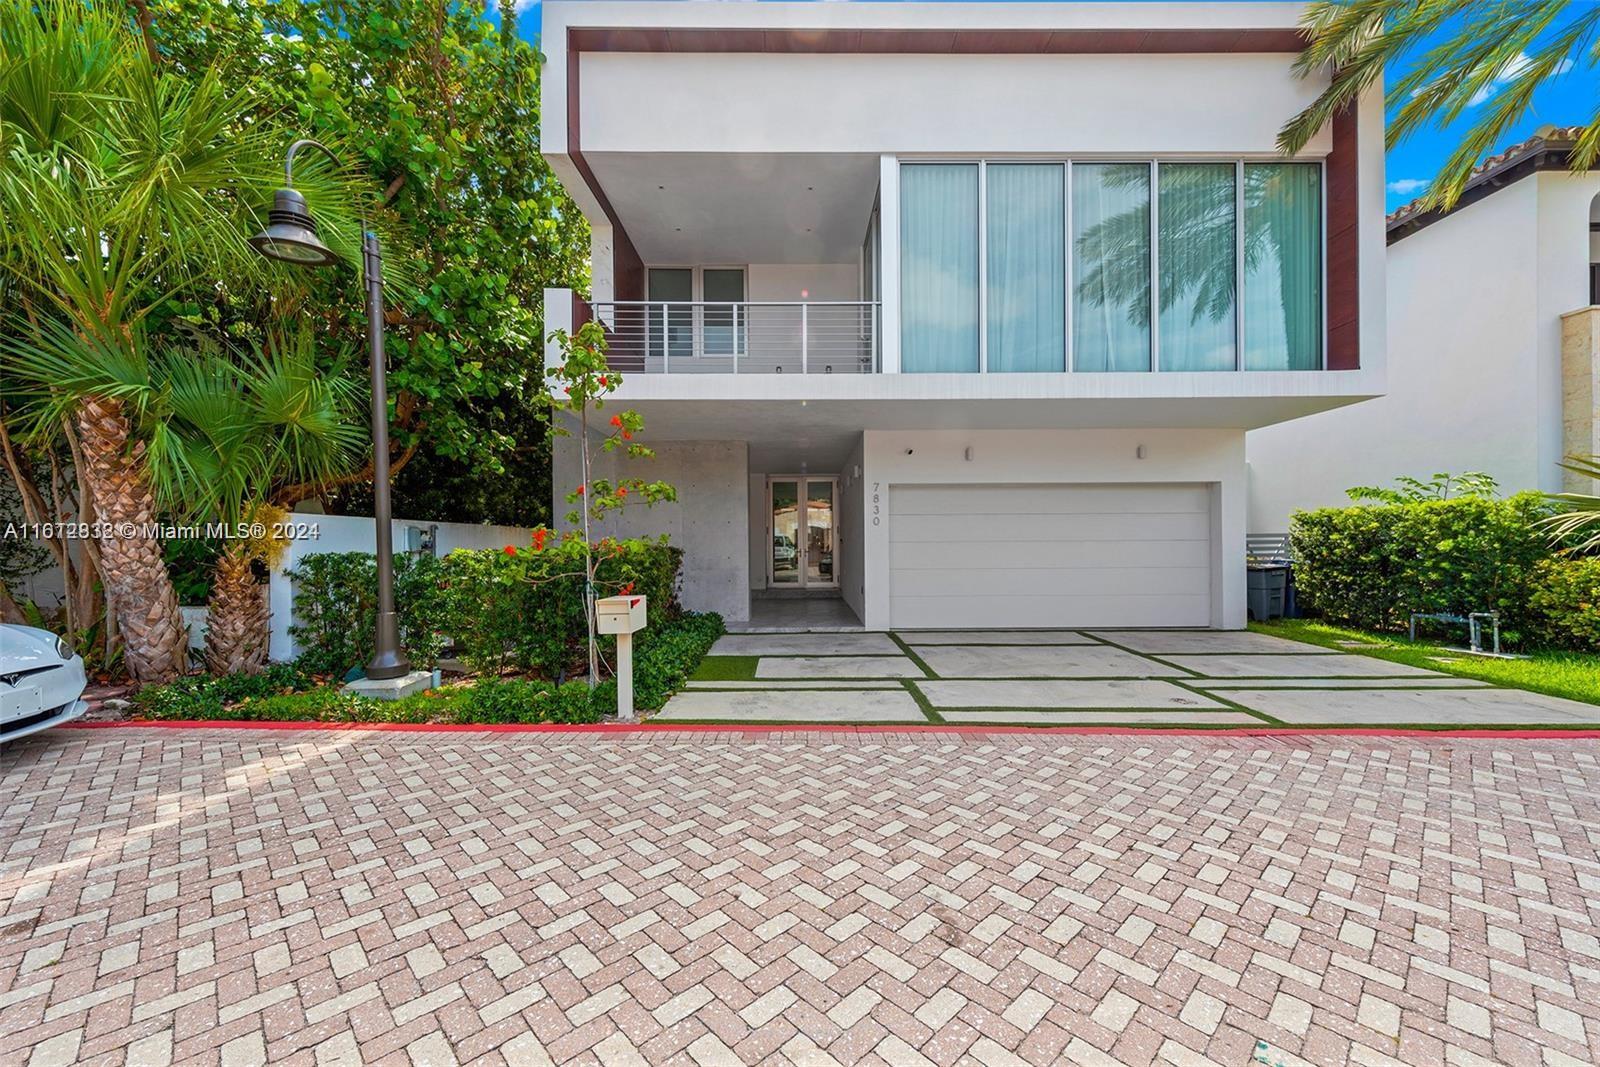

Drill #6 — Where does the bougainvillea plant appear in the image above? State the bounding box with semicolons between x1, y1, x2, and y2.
538;321;676;687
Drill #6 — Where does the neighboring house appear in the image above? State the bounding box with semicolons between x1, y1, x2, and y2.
1249;126;1600;533
542;1;1387;630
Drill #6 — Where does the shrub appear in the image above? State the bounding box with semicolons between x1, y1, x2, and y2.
628;610;725;711
285;552;456;675
132;612;724;723
443;538;683;679
1291;492;1553;642
464;678;599;724
134;663;315;719
1530;557;1600;652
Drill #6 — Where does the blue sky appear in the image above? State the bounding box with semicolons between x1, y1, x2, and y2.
506;0;1594;214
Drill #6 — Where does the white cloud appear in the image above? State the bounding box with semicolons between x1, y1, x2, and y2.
1387;178;1430;196
1466;52;1573;106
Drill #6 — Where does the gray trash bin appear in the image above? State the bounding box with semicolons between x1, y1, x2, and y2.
1248;565;1288;622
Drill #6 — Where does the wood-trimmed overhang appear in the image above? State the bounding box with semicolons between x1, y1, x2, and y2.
562;23;1360;370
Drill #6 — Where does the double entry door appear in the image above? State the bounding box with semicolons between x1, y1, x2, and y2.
769;477;837;588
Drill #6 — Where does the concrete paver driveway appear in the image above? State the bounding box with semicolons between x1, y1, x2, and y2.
6;729;1600;1066
660;629;1600;727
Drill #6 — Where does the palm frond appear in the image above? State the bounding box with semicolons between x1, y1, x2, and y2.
1281;0;1600;211
1540;456;1600;554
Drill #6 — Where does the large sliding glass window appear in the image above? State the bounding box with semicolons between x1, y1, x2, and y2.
1072;163;1151;372
896;158;1322;373
987;164;1064;372
900;164;979;373
1244;163;1322;370
1158;163;1236;372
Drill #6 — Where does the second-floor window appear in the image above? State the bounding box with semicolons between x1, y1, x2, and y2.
899;159;1324;373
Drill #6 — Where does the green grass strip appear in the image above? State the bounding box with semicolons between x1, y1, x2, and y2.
1252;620;1600;707
690;655;759;682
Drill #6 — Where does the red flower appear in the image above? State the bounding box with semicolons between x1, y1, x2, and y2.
503;545;516;556
619;581;635;595
622;430;632;440
575;484;585;495
598;375;608;387
617;486;627;497
610;414;622;427
563;385;571;394
532;529;547;550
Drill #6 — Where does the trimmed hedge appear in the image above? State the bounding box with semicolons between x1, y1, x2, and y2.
286;538;683;680
443;537;683;678
286;553;453;675
133;612;724;723
1530;557;1600;652
1289;492;1585;649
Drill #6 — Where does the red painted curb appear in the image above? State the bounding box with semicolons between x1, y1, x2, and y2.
62;720;1600;739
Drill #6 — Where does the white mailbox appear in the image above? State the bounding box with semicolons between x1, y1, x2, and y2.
595;595;647;721
595;595;647;635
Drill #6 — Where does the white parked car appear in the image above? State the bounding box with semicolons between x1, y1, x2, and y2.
1;625;89;743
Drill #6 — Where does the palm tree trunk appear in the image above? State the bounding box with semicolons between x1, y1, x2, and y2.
75;396;187;684
204;541;268;675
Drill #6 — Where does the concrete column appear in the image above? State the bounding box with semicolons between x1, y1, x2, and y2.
1562;307;1600;491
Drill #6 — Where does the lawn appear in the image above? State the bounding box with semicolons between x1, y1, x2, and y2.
1253;619;1600;707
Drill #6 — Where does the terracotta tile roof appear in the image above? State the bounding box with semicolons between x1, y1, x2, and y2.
1387;124;1586;232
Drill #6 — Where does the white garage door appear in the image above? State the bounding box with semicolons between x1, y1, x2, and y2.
889;484;1213;629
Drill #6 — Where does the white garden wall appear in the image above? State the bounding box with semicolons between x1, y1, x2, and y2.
267;513;535;662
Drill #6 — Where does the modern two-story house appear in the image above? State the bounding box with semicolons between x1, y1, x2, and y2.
542;1;1386;631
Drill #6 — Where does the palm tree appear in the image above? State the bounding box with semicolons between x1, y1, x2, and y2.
0;0;372;682
1279;0;1600;209
1543;456;1600;554
7;323;364;674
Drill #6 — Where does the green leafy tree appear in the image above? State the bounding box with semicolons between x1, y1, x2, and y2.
1347;471;1501;504
144;0;590;523
541;322;677;689
0;0;375;682
1279;0;1598;209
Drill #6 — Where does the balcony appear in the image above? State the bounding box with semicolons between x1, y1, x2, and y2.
592;300;880;375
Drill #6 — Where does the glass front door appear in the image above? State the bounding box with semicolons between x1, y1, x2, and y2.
769;477;838;588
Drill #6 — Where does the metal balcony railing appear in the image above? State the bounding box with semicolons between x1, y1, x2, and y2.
591;300;880;374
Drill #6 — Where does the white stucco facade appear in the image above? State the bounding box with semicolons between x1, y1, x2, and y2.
1248;167;1600;532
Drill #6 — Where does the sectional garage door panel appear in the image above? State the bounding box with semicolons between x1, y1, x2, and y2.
888;483;1213;630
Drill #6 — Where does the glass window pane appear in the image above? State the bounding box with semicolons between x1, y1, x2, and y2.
900;164;979;373
702;269;744;303
1244;163;1322;370
647;268;693;364
1158;163;1236;371
805;480;834;584
1072;163;1151;372
702;269;744;356
987;164;1065;372
771;481;799;584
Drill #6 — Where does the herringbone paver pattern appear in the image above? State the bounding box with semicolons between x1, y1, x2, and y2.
5;729;1600;1066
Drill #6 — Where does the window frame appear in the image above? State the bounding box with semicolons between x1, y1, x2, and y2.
894;156;1328;373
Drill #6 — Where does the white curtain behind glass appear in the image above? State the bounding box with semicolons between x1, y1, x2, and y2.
900;164;979;373
1244;163;1322;371
987;164;1065;372
1072;163;1151;372
1158;164;1236;371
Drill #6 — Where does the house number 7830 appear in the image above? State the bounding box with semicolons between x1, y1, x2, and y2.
872;482;880;526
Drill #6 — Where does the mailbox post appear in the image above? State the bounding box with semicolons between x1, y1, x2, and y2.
595;595;648;721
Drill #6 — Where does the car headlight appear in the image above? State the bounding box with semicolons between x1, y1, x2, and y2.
55;636;73;660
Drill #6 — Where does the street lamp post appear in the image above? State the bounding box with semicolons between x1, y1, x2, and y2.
249;139;411;681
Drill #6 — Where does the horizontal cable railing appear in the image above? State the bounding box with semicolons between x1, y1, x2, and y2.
590;301;880;374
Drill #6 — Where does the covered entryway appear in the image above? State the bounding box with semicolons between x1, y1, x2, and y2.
887;483;1214;629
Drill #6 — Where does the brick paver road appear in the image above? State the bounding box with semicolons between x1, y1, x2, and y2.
5;728;1600;1066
